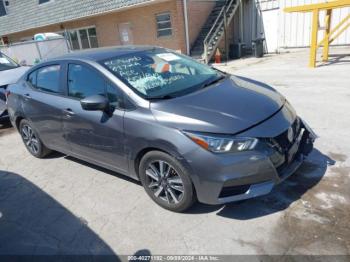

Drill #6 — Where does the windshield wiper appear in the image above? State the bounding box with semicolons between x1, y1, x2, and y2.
201;75;226;89
148;94;175;101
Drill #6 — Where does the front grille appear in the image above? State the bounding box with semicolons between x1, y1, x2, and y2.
269;118;301;154
266;118;303;176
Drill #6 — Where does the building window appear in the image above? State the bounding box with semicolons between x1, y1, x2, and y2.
60;27;98;50
38;0;52;4
0;0;7;17
156;12;172;37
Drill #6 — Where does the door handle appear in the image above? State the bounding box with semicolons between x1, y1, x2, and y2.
24;93;31;100
63;108;75;117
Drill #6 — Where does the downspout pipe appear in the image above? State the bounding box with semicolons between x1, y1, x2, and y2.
239;0;244;43
183;0;190;55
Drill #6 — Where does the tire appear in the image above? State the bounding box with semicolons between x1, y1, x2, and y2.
19;119;51;158
139;151;196;212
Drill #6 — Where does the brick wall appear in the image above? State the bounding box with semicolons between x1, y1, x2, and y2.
187;0;215;47
96;1;186;52
6;1;187;53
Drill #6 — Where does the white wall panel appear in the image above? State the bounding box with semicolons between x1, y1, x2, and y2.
252;0;350;51
279;0;350;48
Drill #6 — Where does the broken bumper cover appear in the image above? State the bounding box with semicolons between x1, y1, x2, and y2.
183;118;316;205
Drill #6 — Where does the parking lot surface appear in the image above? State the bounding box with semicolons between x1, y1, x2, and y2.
0;48;349;256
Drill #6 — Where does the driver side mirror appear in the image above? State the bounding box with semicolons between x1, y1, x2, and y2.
80;95;110;111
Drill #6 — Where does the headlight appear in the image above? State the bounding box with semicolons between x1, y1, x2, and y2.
183;131;258;153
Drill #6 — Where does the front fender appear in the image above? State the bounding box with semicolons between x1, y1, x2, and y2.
124;108;198;180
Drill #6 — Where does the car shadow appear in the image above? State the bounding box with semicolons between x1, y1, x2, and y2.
0;170;119;258
216;149;334;219
41;148;333;218
64;155;141;186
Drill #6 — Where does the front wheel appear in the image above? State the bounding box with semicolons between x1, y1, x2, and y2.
19;119;51;158
139;151;196;212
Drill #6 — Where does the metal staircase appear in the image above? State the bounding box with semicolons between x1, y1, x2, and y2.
190;0;240;63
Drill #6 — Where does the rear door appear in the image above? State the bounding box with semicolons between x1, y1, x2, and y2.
60;61;127;173
21;63;70;152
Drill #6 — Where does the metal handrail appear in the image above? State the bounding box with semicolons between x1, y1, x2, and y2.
202;0;237;63
203;5;226;46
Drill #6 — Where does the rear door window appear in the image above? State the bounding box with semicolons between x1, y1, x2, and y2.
36;65;61;94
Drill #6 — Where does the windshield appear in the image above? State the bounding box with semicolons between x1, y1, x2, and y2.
0;52;19;72
101;49;222;99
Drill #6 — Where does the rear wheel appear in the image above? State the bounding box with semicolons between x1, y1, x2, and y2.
19;119;51;158
139;151;196;212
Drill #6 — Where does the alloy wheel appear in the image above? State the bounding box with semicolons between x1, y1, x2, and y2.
145;160;184;204
21;125;39;155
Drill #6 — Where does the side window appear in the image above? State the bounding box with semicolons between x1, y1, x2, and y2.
36;65;61;94
106;82;123;108
27;71;37;87
68;64;105;99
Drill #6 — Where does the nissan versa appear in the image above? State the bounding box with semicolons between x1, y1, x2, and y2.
7;46;316;212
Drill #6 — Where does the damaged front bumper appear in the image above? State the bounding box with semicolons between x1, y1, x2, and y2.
184;117;317;205
218;118;316;204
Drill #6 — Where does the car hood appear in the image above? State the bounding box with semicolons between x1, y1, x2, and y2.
0;66;30;86
150;75;286;134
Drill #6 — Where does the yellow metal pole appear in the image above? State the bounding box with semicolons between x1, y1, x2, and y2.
284;0;350;68
329;21;350;43
322;9;332;62
317;13;350;47
328;13;350;37
284;0;350;13
310;9;319;68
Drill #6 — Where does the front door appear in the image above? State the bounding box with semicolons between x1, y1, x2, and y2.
61;62;128;174
118;23;133;45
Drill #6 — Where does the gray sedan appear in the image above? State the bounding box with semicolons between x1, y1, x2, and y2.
6;46;316;212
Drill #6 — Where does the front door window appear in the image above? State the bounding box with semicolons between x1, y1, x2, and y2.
67;64;105;99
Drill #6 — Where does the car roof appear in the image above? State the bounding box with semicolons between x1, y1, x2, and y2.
50;45;163;62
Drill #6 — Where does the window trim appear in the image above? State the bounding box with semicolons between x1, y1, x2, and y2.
155;12;173;38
